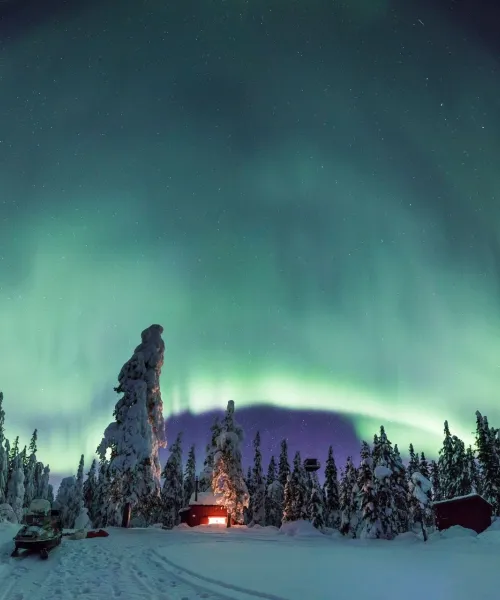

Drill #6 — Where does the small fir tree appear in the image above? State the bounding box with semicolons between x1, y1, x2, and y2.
183;445;196;506
161;432;184;529
199;418;222;492
356;441;379;538
339;456;358;537
323;446;340;529
278;439;290;488
83;459;99;526
251;431;266;525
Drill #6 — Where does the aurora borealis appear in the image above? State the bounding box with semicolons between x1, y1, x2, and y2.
1;0;499;480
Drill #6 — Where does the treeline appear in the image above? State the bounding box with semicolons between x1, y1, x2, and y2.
0;392;53;523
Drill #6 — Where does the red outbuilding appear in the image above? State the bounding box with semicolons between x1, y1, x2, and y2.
179;491;228;527
433;493;492;534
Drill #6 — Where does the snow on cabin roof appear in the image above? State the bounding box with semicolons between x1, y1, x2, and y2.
433;493;492;507
189;491;222;506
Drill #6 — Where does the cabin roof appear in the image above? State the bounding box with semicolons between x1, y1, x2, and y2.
433;493;492;507
189;491;223;506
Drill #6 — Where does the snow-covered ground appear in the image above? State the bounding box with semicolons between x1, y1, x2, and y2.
1;520;499;600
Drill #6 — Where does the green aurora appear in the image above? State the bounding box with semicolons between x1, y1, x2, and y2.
0;0;499;473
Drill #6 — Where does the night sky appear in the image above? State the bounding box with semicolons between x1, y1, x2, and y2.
1;0;499;488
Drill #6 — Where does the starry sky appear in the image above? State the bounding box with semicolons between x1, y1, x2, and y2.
0;0;499;486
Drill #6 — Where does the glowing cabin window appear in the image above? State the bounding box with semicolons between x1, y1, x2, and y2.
208;517;226;525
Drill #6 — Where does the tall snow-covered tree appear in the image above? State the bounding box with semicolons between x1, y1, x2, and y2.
183;445;196;506
265;480;283;527
29;429;38;455
466;445;479;494
47;484;54;504
356;441;379;538
323;446;340;529
430;460;441;501
97;324;167;526
23;443;37;508
283;451;308;523
278;439;290;488
83;459;99;526
244;466;254;525
339;456;358;537
251;431;266;525
408;471;433;541
437;420;455;500
212;400;249;527
199;417;222;492
161;432;184;529
308;486;325;530
475;411;500;514
371;426;405;539
0;392;7;503
407;443;419;477
93;459;117;527
266;455;277;485
8;436;19;478
55;476;80;528
6;452;25;522
419;452;430;480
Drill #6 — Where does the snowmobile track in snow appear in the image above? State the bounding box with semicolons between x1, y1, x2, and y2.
149;548;289;600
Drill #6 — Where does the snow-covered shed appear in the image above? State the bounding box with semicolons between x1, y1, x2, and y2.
433;493;492;534
179;491;227;527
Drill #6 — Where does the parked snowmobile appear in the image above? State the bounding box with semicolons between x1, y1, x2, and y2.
11;499;62;560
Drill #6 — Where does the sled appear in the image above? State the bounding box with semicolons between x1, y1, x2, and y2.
11;499;62;560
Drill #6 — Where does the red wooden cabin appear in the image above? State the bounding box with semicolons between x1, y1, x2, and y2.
433;493;492;534
179;490;228;527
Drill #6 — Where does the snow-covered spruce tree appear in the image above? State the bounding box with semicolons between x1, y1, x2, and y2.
183;445;196;506
475;411;500;514
408;471;433;541
371;426;405;539
283;451;309;523
6;452;25;522
419;452;430;479
39;465;50;500
430;460;441;501
453;437;472;497
212;400;249;527
323;446;340;529
73;454;92;529
266;482;283;527
356;441;379;538
392;443;409;533
161;432;184;529
407;443;419;478
93;459;117;527
244;466;254;525
437;420;455;500
339;456;358;537
97;324;167;527
199;417;222;492
23;445;37;508
308;486;325;529
0;392;7;503
8;436;19;479
83;459;99;526
278;439;290;488
466;445;480;494
54;476;80;528
267;455;277;485
251;431;266;526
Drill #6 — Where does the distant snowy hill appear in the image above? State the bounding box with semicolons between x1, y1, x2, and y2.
1;520;499;600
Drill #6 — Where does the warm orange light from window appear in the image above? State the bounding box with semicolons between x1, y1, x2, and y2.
208;517;226;525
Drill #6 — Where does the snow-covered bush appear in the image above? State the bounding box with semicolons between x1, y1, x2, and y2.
0;503;18;523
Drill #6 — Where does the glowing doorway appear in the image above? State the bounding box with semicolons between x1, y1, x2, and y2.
208;517;226;525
